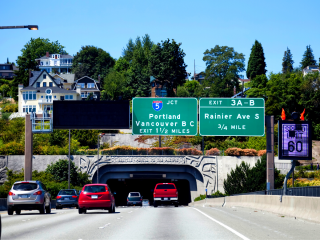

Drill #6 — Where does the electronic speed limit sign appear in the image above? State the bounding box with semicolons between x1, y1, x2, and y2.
278;121;312;160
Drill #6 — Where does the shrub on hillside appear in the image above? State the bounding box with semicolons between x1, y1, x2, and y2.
225;148;257;156
0;142;24;155
258;150;267;156
205;148;220;156
1;104;18;113
175;148;202;155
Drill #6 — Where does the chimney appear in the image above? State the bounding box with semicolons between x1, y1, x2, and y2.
46;52;49;57
29;69;32;79
76;84;81;95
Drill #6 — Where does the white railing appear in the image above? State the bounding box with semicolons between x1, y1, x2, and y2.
38;99;53;104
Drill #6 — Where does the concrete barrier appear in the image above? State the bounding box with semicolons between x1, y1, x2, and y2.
189;195;320;223
0;199;56;211
189;197;225;207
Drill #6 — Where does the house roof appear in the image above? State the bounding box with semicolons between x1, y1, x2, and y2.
29;70;62;87
35;54;73;60
239;78;250;82
51;73;75;83
21;86;77;94
73;76;100;91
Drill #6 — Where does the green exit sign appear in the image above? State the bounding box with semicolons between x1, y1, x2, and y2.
199;98;265;136
132;98;198;135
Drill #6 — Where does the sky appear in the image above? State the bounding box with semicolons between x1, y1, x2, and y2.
1;0;320;79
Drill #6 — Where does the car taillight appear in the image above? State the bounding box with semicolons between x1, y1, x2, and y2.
72;195;77;198
56;196;62;199
8;191;15;196
33;190;42;195
176;191;178;195
127;198;129;201
140;199;142;201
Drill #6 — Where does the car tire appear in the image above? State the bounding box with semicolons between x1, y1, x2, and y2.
108;204;114;213
78;208;83;214
39;203;45;214
7;208;13;215
16;210;21;215
46;202;51;214
83;209;87;214
175;203;178;207
154;202;158;208
56;206;61;210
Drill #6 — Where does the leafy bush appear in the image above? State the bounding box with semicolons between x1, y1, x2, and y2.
313;123;320;140
1;103;18;113
194;194;207;202
246;136;266;151
175;148;202;155
1;112;11;120
205;148;220;156
225;148;257;156
223;154;284;195
0;142;24;155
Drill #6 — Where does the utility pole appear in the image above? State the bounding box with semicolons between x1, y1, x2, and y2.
194;59;196;80
97;134;100;183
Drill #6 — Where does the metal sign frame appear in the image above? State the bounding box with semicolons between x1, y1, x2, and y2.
278;120;312;160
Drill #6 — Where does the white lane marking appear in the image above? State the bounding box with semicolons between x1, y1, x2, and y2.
99;223;111;229
193;208;250;240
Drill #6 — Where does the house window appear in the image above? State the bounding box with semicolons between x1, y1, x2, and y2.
41;96;43;98
43;105;53;111
49;82;53;87
22;105;36;113
40;62;43;66
23;91;37;100
36;82;40;88
54;96;56;99
43;82;47;87
43;74;46;79
46;89;52;95
88;83;95;88
65;95;74;100
78;83;85;88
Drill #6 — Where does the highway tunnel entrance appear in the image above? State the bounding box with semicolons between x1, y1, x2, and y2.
107;178;191;206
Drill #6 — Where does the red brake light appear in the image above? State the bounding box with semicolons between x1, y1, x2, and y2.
8;191;15;196
127;198;129;201
33;190;42;195
56;196;62;199
72;195;77;198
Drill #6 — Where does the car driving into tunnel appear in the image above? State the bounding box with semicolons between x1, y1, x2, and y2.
78;184;115;214
127;192;142;206
153;183;178;207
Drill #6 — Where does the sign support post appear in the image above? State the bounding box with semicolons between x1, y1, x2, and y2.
266;116;274;190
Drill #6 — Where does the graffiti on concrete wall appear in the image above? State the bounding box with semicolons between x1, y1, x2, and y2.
0;156;8;183
79;155;217;194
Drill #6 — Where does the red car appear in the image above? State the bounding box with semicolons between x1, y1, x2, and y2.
153;183;178;207
78;184;115;214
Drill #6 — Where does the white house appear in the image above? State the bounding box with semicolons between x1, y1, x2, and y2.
35;52;73;74
303;65;320;76
18;70;81;114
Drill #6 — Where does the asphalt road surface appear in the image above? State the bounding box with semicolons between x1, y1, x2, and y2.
1;205;320;240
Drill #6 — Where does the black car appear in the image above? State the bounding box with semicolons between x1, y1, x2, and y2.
56;189;78;209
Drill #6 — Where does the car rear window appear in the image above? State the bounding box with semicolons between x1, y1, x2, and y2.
13;183;38;191
156;184;176;189
84;185;107;193
59;190;76;195
130;193;140;197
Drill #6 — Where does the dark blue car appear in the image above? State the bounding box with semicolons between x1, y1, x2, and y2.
56;189;78;209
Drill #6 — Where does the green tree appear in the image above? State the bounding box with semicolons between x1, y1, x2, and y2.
45;159;90;186
149;39;187;96
246;40;267;80
282;47;294;73
72;46;115;86
101;69;127;100
0;84;10;97
176;86;189;97
203;45;245;97
245;74;268;98
300;45;317;69
12;38;66;100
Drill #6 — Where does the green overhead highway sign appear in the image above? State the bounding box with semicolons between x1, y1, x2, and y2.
132;98;197;135
199;98;265;136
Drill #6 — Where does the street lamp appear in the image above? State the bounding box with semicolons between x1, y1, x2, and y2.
0;25;39;30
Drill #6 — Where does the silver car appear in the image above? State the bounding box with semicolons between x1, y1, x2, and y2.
7;180;51;215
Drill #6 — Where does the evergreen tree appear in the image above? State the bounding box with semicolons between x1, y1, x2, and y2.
246;40;267;79
300;45;317;69
282;47;294;73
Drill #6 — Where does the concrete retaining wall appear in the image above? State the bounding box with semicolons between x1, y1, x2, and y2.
190;195;320;223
